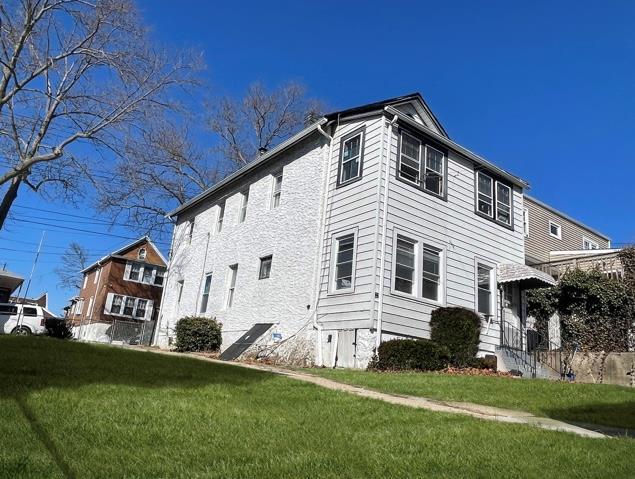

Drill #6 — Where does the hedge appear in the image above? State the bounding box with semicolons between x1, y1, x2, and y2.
430;307;481;367
174;316;222;352
369;338;450;371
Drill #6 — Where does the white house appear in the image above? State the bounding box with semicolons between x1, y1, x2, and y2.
154;93;555;368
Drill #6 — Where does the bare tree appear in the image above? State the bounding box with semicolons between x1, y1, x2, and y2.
96;116;218;237
0;0;200;229
55;242;89;290
208;81;323;171
97;81;323;239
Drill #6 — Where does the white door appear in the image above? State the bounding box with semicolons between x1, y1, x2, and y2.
335;330;356;368
502;283;523;349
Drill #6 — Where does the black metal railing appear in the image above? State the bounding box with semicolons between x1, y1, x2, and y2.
500;320;536;377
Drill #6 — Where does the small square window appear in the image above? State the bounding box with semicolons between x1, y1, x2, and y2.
259;255;272;280
549;221;562;239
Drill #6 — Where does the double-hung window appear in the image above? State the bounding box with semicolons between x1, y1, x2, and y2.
271;173;283;208
129;263;141;282
393;233;445;303
135;299;147;318
217;202;225;232
111;295;123;315
339;129;364;185
259;256;272;280
476;263;494;316
331;232;356;292
200;273;212;313
239;190;249;223
476;171;513;227
123;297;135;316
398;131;446;197
154;269;165;286
227;264;238;307
496;183;512;225
394;236;416;294
421;245;442;301
424;146;444;196
477;172;494;217
142;266;153;284
398;132;421;185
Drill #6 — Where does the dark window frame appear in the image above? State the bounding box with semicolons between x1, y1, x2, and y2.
395;127;448;201
474;169;515;231
258;255;273;280
336;126;366;188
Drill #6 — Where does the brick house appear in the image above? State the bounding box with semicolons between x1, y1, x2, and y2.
67;236;167;343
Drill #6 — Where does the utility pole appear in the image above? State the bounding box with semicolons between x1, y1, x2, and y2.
16;231;45;330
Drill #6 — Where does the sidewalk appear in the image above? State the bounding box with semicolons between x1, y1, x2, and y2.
135;346;608;439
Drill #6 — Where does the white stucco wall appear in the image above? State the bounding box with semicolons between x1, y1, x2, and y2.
155;134;327;357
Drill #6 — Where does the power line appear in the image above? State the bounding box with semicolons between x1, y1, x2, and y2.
0;246;102;257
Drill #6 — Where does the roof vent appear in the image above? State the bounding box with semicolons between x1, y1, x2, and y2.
258;147;268;156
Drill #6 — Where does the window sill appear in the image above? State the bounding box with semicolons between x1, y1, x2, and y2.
395;175;447;202
474;210;515;231
336;176;362;189
327;288;356;297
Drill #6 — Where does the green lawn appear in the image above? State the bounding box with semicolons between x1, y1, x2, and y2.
303;368;635;430
1;338;634;479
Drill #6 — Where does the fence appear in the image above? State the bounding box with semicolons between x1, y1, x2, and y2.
75;318;156;346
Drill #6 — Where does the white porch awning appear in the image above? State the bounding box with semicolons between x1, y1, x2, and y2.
497;263;556;289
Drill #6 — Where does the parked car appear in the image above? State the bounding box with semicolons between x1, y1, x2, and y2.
0;303;46;335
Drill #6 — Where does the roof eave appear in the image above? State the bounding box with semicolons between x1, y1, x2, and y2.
384;106;529;189
168;118;328;219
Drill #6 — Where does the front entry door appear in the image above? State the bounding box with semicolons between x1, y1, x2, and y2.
336;330;356;368
502;283;523;349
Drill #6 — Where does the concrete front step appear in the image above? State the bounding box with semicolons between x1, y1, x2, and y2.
495;347;560;380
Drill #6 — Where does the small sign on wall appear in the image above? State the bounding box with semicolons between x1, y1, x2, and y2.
272;332;282;342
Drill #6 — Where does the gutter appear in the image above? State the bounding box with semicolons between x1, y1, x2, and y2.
384;106;529;189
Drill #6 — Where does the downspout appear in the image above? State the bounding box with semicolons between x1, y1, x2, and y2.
375;114;399;350
312;121;335;366
369;114;388;330
151;219;177;347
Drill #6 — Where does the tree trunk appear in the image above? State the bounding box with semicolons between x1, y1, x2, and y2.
0;176;22;230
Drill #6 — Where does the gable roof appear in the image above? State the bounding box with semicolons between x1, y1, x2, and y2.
81;236;167;273
169;92;527;218
325;92;449;138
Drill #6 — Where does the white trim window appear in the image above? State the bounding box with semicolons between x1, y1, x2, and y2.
496;182;512;225
392;232;445;304
523;208;529;237
200;273;213;313
135;299;148;319
110;295;123;315
339;131;363;184
258;255;272;280
549;220;562;239
217;202;225;233
239;190;249;223
477;171;494;217
226;264;238;307
82;275;88;289
124;262;164;287
583;236;599;250
394;235;417;294
331;232;356;292
398;132;421;185
424;145;444;196
271;172;283;208
123;297;135;316
421;245;442;301
476;262;495;316
154;269;165;286
129;263;141;281
93;267;100;284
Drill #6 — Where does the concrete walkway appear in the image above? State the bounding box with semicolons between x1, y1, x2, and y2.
137;347;607;439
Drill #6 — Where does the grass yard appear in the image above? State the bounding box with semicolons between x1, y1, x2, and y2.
1;337;634;479
303;368;635;430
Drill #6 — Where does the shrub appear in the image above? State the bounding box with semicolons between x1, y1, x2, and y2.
430;307;481;367
369;339;450;371
45;317;74;339
174;316;222;352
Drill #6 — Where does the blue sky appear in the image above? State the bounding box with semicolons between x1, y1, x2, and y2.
2;1;634;314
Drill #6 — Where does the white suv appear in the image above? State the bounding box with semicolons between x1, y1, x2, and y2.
0;303;46;335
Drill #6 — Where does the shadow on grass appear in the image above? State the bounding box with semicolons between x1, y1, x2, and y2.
1;336;271;478
543;401;635;436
